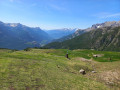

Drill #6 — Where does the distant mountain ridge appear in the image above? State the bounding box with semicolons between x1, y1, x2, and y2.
0;21;52;50
45;28;77;39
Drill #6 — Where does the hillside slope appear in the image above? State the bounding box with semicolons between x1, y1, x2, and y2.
44;26;120;51
0;49;120;89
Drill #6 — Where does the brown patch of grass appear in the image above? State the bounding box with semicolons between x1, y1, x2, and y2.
9;86;15;90
98;69;120;87
75;57;92;62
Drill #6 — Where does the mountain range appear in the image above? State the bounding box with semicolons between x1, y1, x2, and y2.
0;21;52;50
54;21;120;42
44;21;120;51
0;21;77;50
1;20;120;51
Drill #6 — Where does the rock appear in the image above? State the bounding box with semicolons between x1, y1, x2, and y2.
93;55;97;57
93;54;104;57
91;71;97;73
79;69;86;75
107;81;114;85
57;65;60;68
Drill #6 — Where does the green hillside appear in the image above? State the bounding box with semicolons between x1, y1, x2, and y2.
44;26;120;51
0;48;120;90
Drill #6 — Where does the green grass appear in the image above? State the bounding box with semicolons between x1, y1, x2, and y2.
0;49;120;90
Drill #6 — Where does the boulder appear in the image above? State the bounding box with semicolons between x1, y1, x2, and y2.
93;55;97;57
79;69;86;75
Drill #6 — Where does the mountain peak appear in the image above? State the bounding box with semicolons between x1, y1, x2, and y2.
91;21;120;29
5;23;22;27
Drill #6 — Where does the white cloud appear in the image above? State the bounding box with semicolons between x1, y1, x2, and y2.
93;12;120;19
105;13;120;18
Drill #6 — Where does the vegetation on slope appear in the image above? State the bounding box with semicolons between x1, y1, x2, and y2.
44;26;120;51
0;48;120;89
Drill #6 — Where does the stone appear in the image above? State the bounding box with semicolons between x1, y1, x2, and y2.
91;71;97;73
93;55;97;57
79;69;86;75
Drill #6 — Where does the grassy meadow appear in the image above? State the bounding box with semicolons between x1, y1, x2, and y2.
0;48;120;90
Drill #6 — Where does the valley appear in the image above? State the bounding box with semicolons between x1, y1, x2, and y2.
0;0;120;90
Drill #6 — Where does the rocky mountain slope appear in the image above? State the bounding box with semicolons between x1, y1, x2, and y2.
44;26;120;51
55;21;120;42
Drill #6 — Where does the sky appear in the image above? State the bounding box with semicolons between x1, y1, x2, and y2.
0;0;120;30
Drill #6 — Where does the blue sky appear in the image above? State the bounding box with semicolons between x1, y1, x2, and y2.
0;0;120;29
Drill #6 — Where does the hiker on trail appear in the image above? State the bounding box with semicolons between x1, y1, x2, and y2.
66;50;69;58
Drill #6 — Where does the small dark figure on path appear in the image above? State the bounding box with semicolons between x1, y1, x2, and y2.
66;50;70;59
66;53;68;58
109;57;112;62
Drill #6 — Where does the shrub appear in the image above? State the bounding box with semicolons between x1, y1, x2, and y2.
24;48;31;51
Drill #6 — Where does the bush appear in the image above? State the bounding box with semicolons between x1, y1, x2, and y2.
24;48;31;51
